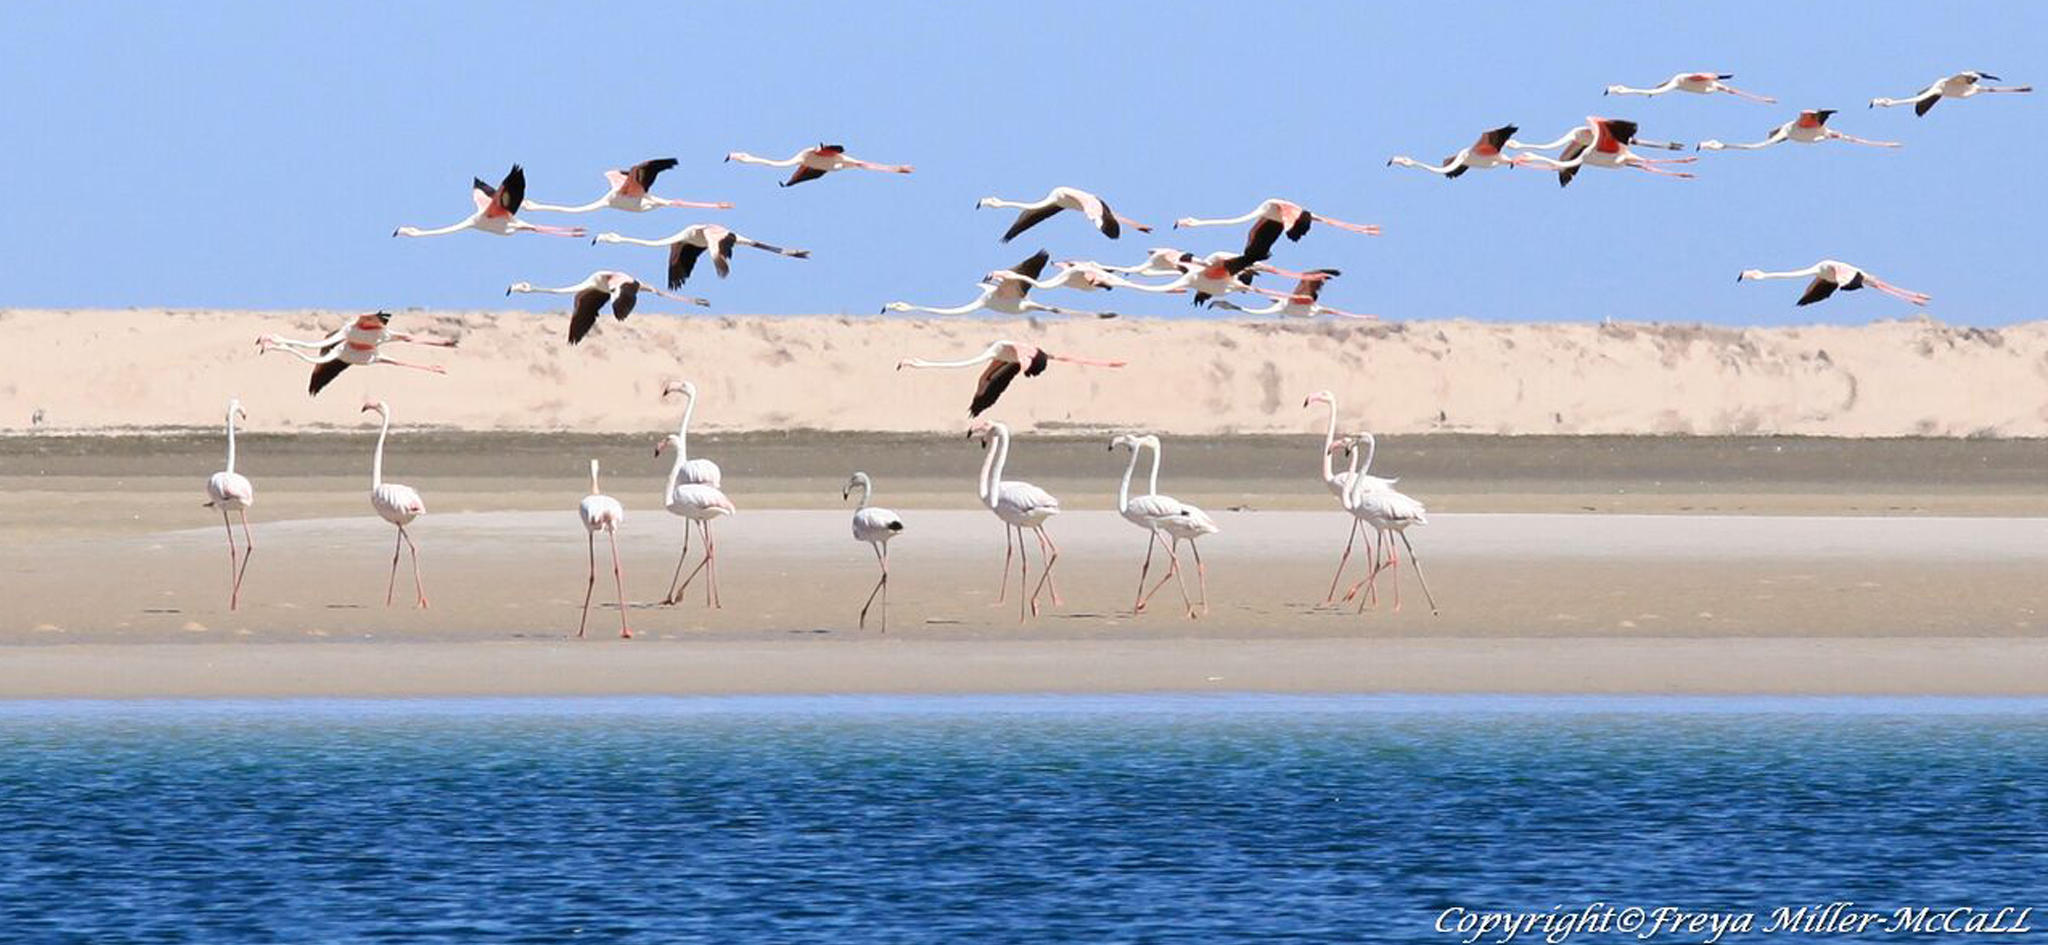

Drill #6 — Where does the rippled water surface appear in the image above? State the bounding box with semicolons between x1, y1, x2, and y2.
1;695;2042;943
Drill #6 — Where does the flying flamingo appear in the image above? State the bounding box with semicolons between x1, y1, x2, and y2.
507;271;709;344
523;158;734;213
1698;110;1901;151
1388;125;1543;177
593;224;810;290
969;420;1062;619
1143;251;1318;306
1208;269;1373;319
362;401;428;608
659;380;722;488
1605;72;1776;103
1172;199;1381;261
881;250;1119;318
657;405;735;608
1024;260;1166;293
897;339;1128;416
1736;260;1930;307
1304;391;1396;603
725;143;914;186
393;165;585;239
1332;435;1436;615
842;472;906;631
1871;71;2031;115
1096;247;1198;278
977;186;1153;242
257;313;457;395
1515;118;1697;186
576;459;631;639
203;398;256;610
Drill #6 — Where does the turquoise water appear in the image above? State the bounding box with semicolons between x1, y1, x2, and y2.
0;695;2042;943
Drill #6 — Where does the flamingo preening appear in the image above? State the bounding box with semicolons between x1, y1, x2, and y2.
725;144;914;186
977;186;1153;242
1172;199;1381;261
970;420;1062;619
1331;435;1437;615
593;224;810;290
393;165;586;239
507;271;709;344
257;313;457;395
659;380;722;488
576;459;630;639
1737;260;1930;307
523;158;734;214
1605;72;1776;103
897;339;1128;417
1871;71;2031;115
1698;109;1901;151
1515;117;1697;186
1387;125;1540;177
1111;434;1218;618
658;394;735;607
881;250;1119;318
362;401;428;609
203;398;256;610
843;472;905;630
1208;270;1372;319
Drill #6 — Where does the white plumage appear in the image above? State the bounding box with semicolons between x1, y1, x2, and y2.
972;420;1063;619
659;425;735;608
844;472;905;630
362;401;429;608
577;458;630;639
203;398;256;610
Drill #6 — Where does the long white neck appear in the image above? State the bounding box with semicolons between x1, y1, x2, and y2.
1181;209;1260;227
1317;401;1339;485
224;408;239;474
516;284;580;295
589;460;601;495
1117;445;1139;509
665;440;686;496
522;197;607;214
853;478;873;509
1144;440;1163;497
370;413;389;490
1359;435;1377;479
398;220;471;238
981;428;1010;508
599;234;673;247
676;392;697;463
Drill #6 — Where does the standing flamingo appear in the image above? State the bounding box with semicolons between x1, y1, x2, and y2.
507;271;708;344
1208;270;1373;319
203;398;256;610
1145;436;1220;615
257;313;458;395
725;144;914;186
1304;392;1395;603
1605;72;1776;103
1515;118;1698;186
593;224;810;290
361;401;428;608
577;459;630;639
1172;199;1381;261
523;158;734;213
882;250;1119;318
1111;434;1217;618
970;420;1062;619
393;165;585;238
1737;260;1930;307
1871;71;2031;115
1388;125;1542;177
977;187;1153;242
897;339;1128;416
657;431;734;609
1332;435;1436;615
1698;110;1901;151
659;380;723;488
843;472;905;630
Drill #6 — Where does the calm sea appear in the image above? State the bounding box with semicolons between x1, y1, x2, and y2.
0;695;2042;944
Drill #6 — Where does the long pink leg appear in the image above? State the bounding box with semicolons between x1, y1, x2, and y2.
386;528;403;607
1383;532;1404;613
1343;531;1386;606
1326;519;1361;603
1719;86;1776;104
402;526;428;608
609;530;632;638
704;522;721;609
1317;216;1383;236
1017;529;1032;621
1629;162;1695;179
859;543;888;630
664;523;693;605
1132;532;1159;614
372;357;448;375
1190;541;1210;615
1399;532;1440;615
220;510;240;610
579;532;597;637
1035;528;1064;606
1137;539;1192;616
234;510;255;610
1137;543;1180;609
994;526;1014;604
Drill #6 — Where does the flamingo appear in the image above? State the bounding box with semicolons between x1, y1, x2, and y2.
1208;270;1373;319
657;428;735;609
393;165;586;239
1143;251;1316;307
897;339;1128;416
1871;71;2031;115
1387;125;1542;177
361;401;428;609
1698;109;1902;151
976;186;1152;242
969;420;1062;619
1172;199;1381;262
881;250;1119;318
593;224;810;290
1024;260;1165;293
1111;434;1218;618
1304;392;1396;603
1515;117;1697;186
203;398;256;611
523;158;733;213
1737;260;1929;307
725;143;914;186
1331;435;1436;615
576;459;631;639
1145;436;1220;615
843;472;905;631
257;313;457;396
507;271;708;344
1096;247;1198;278
1605;72;1776;103
659;380;722;488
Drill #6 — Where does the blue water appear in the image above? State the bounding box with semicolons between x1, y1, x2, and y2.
1;695;2043;944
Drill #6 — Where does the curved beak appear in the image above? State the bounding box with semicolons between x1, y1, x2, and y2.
504;287;512;296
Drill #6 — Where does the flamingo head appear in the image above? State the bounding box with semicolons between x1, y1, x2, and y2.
1171;218;1197;229
966;419;999;448
654;434;680;458
843;471;870;501
660;379;697;400
1109;433;1141;453
228;399;247;423
506;282;533;296
360;400;389;419
1602;85;1622;96
882;302;913;314
1736;269;1765;282
591;233;623;245
1303;390;1336;410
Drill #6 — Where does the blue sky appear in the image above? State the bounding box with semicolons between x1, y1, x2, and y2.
2;1;2041;325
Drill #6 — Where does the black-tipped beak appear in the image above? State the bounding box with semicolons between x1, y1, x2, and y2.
589;237;598;245
1982;73;2002;81
390;228;399;237
1734;273;1743;282
504;288;511;296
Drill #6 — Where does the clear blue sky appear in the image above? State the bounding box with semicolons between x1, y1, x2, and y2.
2;1;2041;325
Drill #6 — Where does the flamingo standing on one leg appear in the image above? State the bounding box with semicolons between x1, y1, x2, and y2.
897;339;1128;416
523;158;734;213
593;224;810;290
203;398;256;610
970;420;1063;619
657;424;734;609
977;187;1153;242
843;472;905;630
393;165;586;239
507;271;708;344
257;313;458;395
1699;109;1901;151
1207;269;1374;319
1172;199;1381;261
362;401;428;608
1514;118;1698;186
1388;125;1544;177
577;459;631;639
1736;260;1930;307
1871;71;2031;115
1605;72;1776;103
1332;435;1436;615
725;143;914;186
882;250;1119;318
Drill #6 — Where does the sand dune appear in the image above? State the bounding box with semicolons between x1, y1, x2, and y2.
6;309;2045;436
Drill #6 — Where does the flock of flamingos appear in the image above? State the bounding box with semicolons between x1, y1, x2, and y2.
205;69;2024;635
